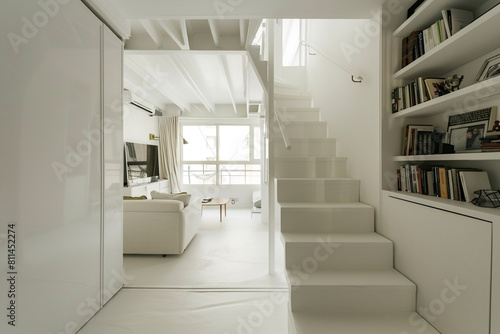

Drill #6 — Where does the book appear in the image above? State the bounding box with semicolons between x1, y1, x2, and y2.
424;78;446;99
403;124;434;155
459;171;491;202
449;9;474;36
438;167;449;198
441;10;452;38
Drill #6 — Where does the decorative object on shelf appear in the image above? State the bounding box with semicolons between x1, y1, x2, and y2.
447;107;498;152
424;77;447;98
475;54;500;82
472;189;500;208
444;74;464;92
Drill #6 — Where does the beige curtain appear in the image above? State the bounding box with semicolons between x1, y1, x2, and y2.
158;116;181;193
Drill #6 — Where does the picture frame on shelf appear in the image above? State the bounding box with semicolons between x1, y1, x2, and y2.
447;107;498;152
475;54;500;82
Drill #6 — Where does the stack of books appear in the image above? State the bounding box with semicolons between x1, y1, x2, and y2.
400;9;473;69
397;165;490;202
481;131;500;152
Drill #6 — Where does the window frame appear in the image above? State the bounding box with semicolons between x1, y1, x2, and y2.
180;120;262;186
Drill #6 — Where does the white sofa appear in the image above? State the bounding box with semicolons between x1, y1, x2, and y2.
123;197;202;255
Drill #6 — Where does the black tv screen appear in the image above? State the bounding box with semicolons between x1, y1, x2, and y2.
124;142;160;185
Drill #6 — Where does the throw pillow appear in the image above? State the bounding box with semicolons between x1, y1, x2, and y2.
123;195;148;200
150;191;191;207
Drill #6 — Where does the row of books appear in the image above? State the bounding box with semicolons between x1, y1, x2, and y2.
392;77;447;112
401;8;473;69
402;124;435;156
397;164;491;202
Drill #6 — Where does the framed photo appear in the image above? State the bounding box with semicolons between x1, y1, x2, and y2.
449;124;485;151
475;54;500;82
447;107;498;152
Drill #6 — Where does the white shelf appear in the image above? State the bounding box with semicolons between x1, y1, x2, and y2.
383;190;500;221
393;3;500;80
393;0;490;38
392;76;500;118
393;152;500;162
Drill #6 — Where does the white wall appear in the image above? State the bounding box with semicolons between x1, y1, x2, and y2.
304;19;381;212
123;103;159;145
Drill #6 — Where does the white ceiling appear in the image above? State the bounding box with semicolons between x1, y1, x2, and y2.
85;0;387;117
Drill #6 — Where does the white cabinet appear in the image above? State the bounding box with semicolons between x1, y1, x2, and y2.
0;1;123;333
124;180;170;198
102;25;124;306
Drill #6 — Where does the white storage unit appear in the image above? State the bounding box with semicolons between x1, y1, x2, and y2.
0;1;123;333
380;1;500;333
123;180;169;198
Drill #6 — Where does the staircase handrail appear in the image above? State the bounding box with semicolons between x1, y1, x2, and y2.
274;102;292;150
300;39;363;83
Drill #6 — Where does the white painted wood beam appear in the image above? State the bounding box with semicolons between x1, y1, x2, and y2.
244;55;249;117
218;55;238;114
157;19;190;50
246;19;263;48
208;19;220;48
124;56;191;112
140;20;162;47
169;55;215;113
239;19;248;48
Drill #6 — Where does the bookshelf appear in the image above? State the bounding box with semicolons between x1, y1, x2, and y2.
381;2;500;333
393;3;500;80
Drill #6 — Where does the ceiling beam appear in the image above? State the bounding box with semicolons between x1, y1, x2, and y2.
157;19;190;50
246;19;263;48
124;56;191;112
169;55;215;113
239;19;248;48
208;19;220;48
140;20;162;48
218;55;238;114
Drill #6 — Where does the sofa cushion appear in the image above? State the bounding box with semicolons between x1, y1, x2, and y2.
123;199;184;212
151;191;191;207
123;195;148;200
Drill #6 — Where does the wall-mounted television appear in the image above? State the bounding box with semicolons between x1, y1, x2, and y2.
124;142;160;186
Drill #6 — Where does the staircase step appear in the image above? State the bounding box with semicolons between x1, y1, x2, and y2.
273;121;328;139
291;311;440;334
279;202;374;233
276;108;321;122
274;138;337;157
275;94;312;108
276;178;359;203
288;269;416;312
282;232;393;271
275;157;347;178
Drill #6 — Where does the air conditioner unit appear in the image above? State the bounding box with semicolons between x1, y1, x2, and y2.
123;90;163;117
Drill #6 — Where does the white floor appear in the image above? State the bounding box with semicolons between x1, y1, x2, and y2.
78;208;289;334
123;208;287;289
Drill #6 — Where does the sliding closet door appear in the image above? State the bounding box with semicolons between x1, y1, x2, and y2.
102;25;124;306
1;1;102;332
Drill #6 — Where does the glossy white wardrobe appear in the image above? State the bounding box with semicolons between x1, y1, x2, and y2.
0;0;123;333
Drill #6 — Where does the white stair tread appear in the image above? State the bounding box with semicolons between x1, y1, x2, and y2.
277;177;354;181
287;269;413;287
275;93;312;99
291;311;440;334
282;232;391;245
277;107;320;112
279;202;372;209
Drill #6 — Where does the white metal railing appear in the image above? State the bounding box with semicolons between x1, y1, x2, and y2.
274;103;292;150
300;39;363;83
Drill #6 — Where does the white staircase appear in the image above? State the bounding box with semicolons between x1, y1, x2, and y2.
273;82;440;334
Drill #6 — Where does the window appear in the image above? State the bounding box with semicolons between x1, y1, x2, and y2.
182;124;261;185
